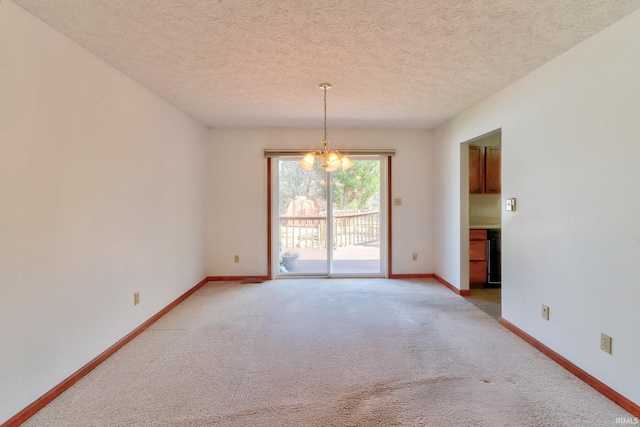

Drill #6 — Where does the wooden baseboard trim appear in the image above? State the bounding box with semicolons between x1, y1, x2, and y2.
207;275;270;282
3;277;211;427
499;317;640;417
434;275;471;296
388;274;473;298
388;273;434;279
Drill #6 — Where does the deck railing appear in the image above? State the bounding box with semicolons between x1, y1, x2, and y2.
279;211;380;249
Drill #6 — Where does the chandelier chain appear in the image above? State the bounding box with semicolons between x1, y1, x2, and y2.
323;86;328;142
298;83;353;172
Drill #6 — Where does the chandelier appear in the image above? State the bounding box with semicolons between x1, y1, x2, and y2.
299;83;354;172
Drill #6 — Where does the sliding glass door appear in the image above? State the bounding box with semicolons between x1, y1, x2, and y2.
276;158;329;275
273;157;386;277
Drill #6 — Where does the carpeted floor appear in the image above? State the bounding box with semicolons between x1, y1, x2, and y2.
23;278;632;426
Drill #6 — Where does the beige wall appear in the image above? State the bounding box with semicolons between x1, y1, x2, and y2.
205;128;435;277
0;2;209;422
433;9;640;405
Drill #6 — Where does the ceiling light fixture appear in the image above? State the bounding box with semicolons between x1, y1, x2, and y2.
299;83;353;172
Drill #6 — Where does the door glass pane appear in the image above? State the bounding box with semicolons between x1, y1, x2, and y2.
275;158;383;277
277;159;328;275
331;159;381;274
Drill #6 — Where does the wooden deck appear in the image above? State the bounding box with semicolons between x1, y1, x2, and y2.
279;243;381;275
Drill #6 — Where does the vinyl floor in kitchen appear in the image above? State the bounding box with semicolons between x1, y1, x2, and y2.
466;288;501;321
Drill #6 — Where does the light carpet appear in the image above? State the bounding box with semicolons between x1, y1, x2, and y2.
23;278;632;426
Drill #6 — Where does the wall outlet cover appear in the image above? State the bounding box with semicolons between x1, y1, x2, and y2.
542;304;550;321
601;333;612;354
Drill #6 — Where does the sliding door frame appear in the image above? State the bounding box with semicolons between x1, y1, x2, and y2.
267;155;392;279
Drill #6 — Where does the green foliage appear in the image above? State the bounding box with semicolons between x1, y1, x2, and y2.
278;159;380;213
331;160;380;210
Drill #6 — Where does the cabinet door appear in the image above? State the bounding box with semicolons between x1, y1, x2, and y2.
469;229;488;240
469;229;488;284
470;261;488;283
469;240;487;261
469;145;484;194
484;147;501;193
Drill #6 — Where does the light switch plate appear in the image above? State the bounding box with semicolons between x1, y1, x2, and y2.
506;198;516;211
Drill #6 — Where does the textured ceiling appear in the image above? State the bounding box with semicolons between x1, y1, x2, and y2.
11;0;640;129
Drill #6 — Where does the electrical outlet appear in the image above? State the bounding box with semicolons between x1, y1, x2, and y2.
600;333;612;354
412;252;418;261
542;305;549;321
234;255;239;263
134;292;140;306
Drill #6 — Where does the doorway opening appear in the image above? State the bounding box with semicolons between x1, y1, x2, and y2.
272;157;387;278
462;130;502;320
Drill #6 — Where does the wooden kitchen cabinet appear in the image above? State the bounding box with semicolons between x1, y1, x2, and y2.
484;146;501;193
469;145;484;193
469;145;501;194
469;229;487;284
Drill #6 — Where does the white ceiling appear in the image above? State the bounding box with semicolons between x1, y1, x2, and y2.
12;0;640;129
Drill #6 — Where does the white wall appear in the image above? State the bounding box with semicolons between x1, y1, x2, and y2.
206;128;434;277
434;9;640;405
0;2;209;423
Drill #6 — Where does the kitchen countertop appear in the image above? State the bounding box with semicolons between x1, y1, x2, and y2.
469;216;501;229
